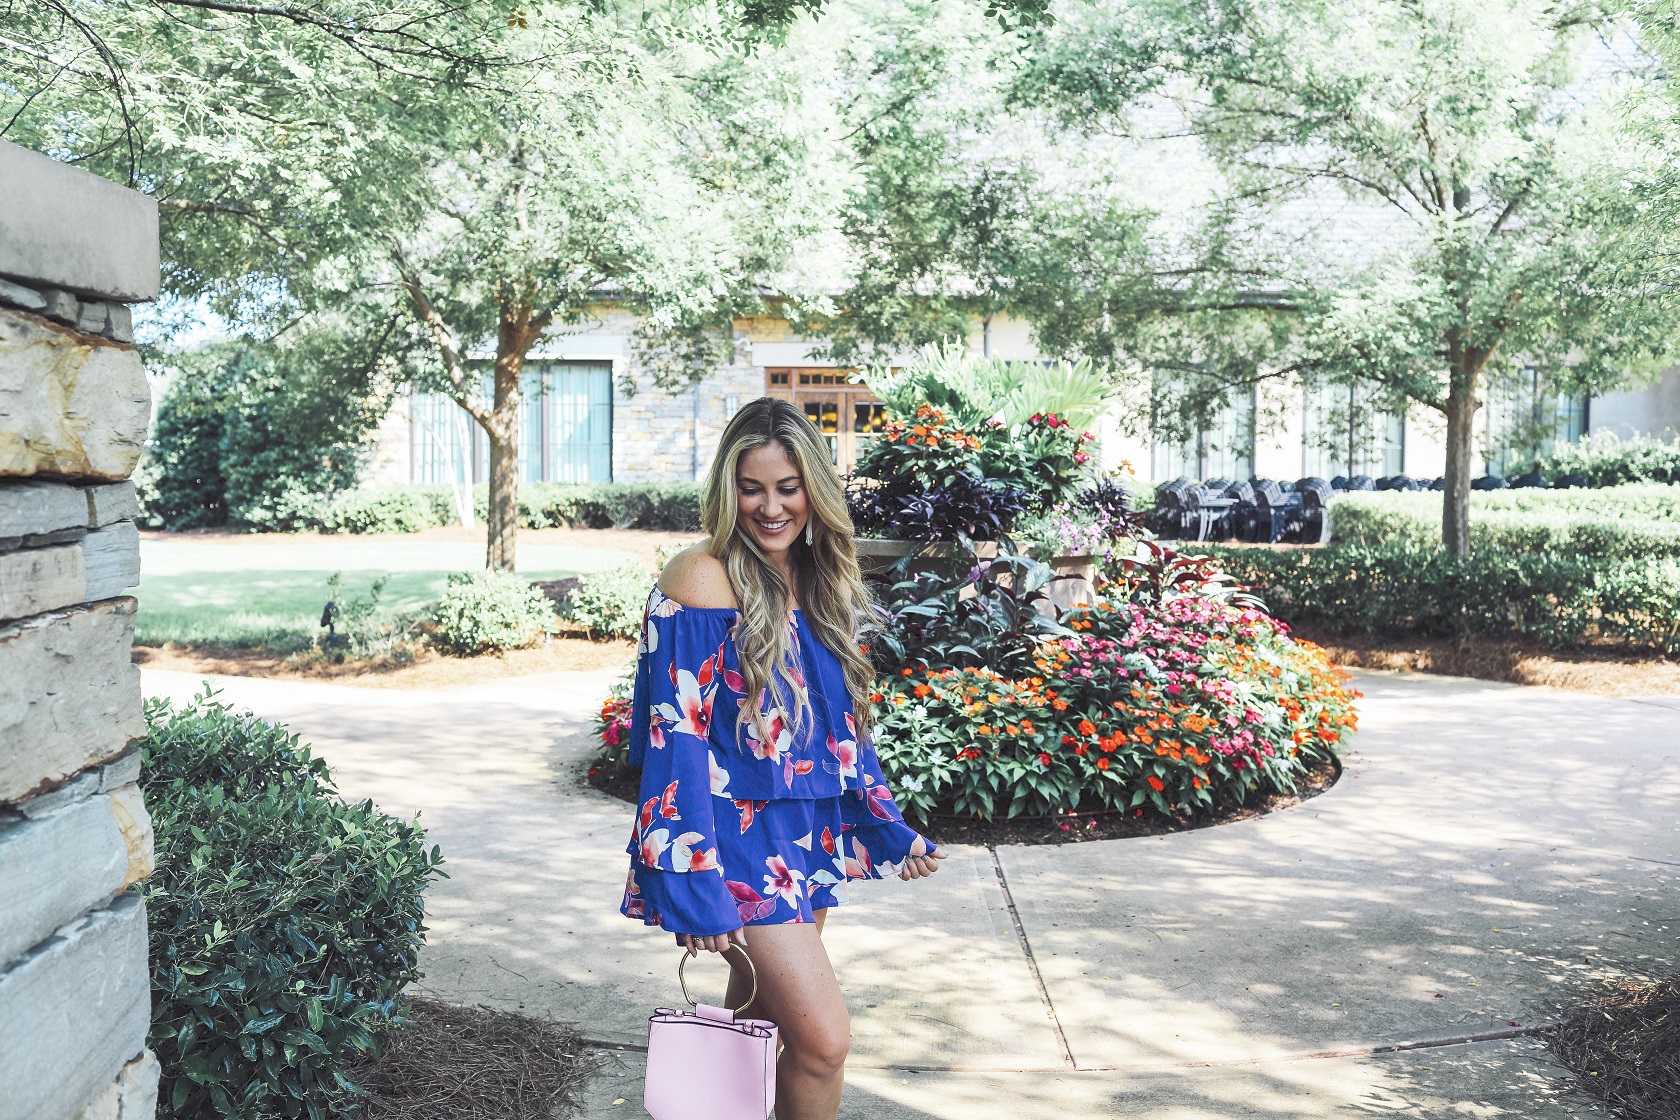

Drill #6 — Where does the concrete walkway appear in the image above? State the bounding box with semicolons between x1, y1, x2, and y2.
140;668;1680;1119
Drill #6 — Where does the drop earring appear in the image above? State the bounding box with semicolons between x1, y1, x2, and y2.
805;520;813;546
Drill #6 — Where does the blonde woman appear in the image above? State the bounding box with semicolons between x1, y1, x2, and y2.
619;396;944;1119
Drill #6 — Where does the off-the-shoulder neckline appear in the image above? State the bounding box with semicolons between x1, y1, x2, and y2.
658;603;804;614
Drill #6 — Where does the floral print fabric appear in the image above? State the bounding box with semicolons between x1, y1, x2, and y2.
620;588;932;937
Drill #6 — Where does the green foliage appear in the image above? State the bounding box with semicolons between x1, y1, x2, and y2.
139;692;443;1119
312;573;420;664
428;571;555;656
866;342;1115;430
871;594;1356;820
1019;0;1680;553
1331;486;1680;558
1202;543;1680;655
317;489;447;535
1534;430;1680;488
143;340;388;532
561;564;652;639
508;482;703;532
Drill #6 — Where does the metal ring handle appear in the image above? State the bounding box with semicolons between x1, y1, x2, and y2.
677;946;757;1015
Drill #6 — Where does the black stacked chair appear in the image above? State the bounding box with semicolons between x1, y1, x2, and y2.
1147;476;1339;544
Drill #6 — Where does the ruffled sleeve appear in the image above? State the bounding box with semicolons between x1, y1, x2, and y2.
838;731;937;880
623;591;740;937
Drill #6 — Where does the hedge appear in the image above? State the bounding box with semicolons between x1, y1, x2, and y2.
140;693;444;1118
1332;485;1680;557
1534;430;1680;487
1201;542;1680;654
316;482;701;534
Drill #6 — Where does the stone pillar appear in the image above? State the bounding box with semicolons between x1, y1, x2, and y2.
0;138;159;1120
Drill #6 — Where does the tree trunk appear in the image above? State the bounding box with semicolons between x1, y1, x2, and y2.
1440;353;1480;557
484;383;520;571
482;296;553;572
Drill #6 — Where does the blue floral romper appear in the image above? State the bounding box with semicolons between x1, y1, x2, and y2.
619;588;934;938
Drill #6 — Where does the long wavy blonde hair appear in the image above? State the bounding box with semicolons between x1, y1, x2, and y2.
702;397;878;744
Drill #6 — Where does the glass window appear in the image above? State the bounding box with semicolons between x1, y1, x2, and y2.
1484;367;1586;476
1151;388;1256;482
549;363;614;483
1302;382;1406;479
412;391;478;486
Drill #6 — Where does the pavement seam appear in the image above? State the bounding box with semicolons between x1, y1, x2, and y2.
987;844;1078;1071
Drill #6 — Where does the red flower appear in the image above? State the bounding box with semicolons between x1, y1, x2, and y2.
1147;776;1165;792
1037;752;1052;767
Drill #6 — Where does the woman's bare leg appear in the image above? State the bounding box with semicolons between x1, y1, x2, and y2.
726;908;827;1018
721;916;846;1120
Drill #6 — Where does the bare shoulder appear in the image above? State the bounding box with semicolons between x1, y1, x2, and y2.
657;545;737;609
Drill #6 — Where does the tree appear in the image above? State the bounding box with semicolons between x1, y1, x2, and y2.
791;0;1162;369
1021;0;1680;553
5;0;1059;570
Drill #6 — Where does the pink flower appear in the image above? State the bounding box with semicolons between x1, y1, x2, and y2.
763;855;805;907
672;832;718;872
640;829;671;866
826;734;858;779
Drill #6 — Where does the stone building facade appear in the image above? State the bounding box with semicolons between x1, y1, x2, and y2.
0;140;159;1119
364;301;1680;491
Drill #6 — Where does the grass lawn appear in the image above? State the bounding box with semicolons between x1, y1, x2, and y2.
137;532;647;650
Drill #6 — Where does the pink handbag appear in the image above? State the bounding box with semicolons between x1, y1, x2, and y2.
644;948;779;1120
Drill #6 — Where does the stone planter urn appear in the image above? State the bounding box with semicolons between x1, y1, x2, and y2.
854;538;1097;614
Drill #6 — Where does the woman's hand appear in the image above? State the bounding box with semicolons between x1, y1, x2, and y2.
899;834;946;881
685;927;749;955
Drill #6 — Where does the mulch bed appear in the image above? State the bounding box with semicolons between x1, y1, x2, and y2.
1548;974;1680;1120
585;756;1339;847
354;998;594;1120
1291;626;1680;699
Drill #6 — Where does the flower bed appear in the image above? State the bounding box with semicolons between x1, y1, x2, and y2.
871;595;1357;821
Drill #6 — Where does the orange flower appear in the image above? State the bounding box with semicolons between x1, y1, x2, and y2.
1005;724;1020;735
1095;757;1109;770
1053;699;1069;711
1020;720;1035;733
913;684;931;698
1078;719;1096;736
978;724;993;735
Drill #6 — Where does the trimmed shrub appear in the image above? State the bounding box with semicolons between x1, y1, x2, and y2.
140;693;443;1119
429;570;555;656
872;595;1355;820
560;564;650;640
1331;485;1680;558
1535;429;1680;487
318;488;445;535
1202;542;1680;654
508;482;703;531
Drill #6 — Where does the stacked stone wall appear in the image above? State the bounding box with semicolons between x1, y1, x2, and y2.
0;138;159;1120
611;314;791;483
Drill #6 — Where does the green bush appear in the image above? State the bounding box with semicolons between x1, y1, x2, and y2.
143;342;379;533
428;570;555;656
139;693;443;1119
1535;429;1680;486
508;482;702;531
1202;542;1680;654
318;488;445;535
1331;485;1680;558
560;564;650;639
